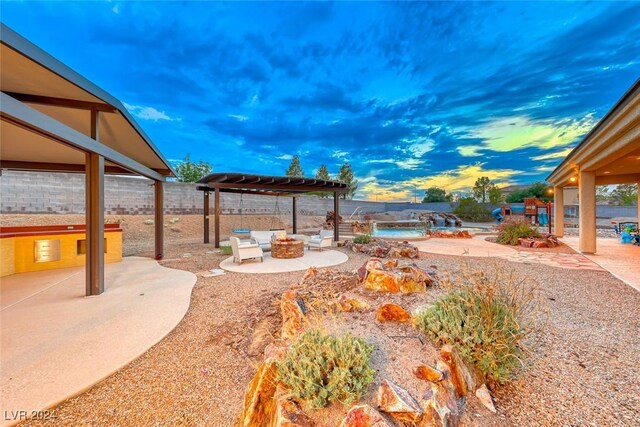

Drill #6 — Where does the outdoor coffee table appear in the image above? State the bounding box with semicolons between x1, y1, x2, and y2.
271;238;304;259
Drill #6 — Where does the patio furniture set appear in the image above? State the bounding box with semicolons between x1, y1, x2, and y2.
228;229;334;264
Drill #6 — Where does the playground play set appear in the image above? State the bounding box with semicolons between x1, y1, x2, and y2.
492;197;553;230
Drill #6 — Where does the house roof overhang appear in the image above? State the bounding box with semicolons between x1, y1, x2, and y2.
0;24;176;179
547;79;640;187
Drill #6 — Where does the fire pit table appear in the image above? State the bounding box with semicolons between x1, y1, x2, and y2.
271;238;304;259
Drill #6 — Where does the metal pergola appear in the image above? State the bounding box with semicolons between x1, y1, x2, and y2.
196;173;349;247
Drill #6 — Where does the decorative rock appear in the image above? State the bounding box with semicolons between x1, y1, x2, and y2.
421;382;460;427
273;398;315;426
364;268;401;293
338;295;370;312
239;360;278;426
439;345;477;398
281;290;306;341
347;239;419;259
475;384;497;413
376;303;411;322
377;379;423;422
339;404;393;427
360;258;435;294
397;265;433;293
414;364;444;383
247;318;274;357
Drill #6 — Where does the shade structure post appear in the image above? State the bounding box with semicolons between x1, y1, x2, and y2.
333;192;339;243
578;170;596;254
553;185;564;237
214;187;220;248
154;180;164;260
204;191;210;244
292;197;298;234
85;152;104;296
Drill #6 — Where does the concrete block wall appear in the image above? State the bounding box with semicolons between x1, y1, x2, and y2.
1;171;637;219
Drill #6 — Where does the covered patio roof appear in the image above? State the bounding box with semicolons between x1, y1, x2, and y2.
196;172;349;247
0;24;171;295
547;78;640;188
547;79;639;254
0;24;175;178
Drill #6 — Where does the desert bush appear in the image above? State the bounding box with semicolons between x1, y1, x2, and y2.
497;219;539;245
219;244;233;255
353;234;373;244
277;329;375;408
453;197;493;222
414;265;543;383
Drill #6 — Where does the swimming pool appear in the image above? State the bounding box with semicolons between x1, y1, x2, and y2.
372;226;492;239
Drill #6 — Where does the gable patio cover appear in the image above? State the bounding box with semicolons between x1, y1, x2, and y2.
196;173;349;247
547;79;640;253
0;24;175;295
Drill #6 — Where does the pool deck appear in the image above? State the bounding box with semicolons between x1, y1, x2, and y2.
0;257;196;426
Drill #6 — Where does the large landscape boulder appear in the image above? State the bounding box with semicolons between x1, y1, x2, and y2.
360;258;436;294
377;379;423;422
239;360;279;427
420;382;460;427
273;398;315;426
414;364;444;383
376;303;411;322
280;290;306;341
339;404;393;427
345;239;419;259
438;345;479;398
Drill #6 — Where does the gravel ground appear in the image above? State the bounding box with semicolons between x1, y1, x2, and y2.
15;240;639;426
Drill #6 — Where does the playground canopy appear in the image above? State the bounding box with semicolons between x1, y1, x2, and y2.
547;79;640;253
196;173;349;247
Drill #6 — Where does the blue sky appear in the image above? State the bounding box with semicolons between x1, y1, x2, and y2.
2;1;639;200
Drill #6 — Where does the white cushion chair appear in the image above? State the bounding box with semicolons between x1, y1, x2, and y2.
250;230;286;251
308;230;334;251
229;236;264;264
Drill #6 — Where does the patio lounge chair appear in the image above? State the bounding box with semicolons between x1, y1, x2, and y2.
229;236;263;264
308;230;333;251
250;230;286;251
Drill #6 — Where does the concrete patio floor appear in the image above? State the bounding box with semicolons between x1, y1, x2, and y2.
0;257;196;426
561;236;640;291
219;248;348;273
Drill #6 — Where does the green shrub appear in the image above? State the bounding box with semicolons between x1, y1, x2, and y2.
414;266;542;383
353;234;373;244
277;329;375;408
497;219;539;245
219;245;233;255
453;197;493;222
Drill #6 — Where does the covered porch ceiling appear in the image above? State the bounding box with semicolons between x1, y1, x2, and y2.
547;79;640;187
0;24;175;178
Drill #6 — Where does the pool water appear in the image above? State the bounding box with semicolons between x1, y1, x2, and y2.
372;226;491;238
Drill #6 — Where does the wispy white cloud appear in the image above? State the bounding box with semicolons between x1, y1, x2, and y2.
277;154;293;160
227;114;249;122
123;103;177;122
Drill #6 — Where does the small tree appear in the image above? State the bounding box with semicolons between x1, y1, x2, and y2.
505;182;553;203
422;187;452;203
488;185;504;204
285;155;305;178
453;197;493;222
473;177;492;203
610;184;638;206
337;162;358;199
175;154;212;182
314;164;331;198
